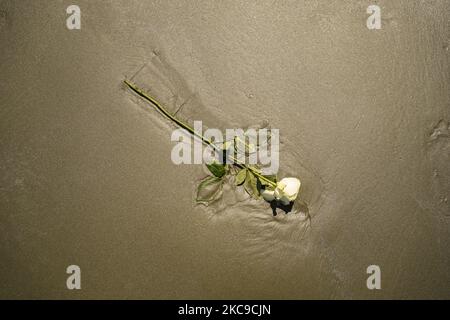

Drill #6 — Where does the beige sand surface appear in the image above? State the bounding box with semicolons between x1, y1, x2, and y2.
0;0;449;298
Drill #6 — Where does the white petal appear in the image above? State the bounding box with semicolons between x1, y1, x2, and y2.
261;189;275;202
279;196;291;206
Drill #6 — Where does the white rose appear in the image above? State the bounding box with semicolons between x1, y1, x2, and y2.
261;177;301;205
274;177;301;205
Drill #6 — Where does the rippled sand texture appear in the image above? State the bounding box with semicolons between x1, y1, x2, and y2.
0;1;449;298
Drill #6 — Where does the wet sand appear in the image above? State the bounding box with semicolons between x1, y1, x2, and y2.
0;1;449;299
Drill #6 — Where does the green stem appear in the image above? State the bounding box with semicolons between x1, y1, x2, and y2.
123;79;277;188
